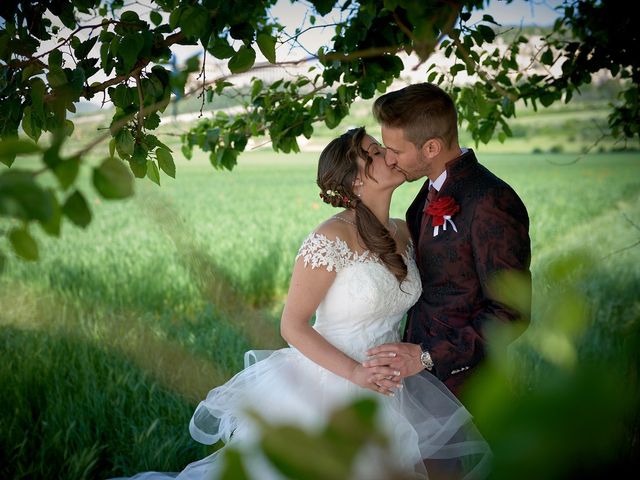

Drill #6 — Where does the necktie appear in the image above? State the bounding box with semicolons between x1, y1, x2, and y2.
420;185;437;235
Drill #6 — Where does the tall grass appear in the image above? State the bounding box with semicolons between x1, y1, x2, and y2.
1;150;639;478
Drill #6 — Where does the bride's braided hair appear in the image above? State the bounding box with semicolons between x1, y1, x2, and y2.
317;127;407;283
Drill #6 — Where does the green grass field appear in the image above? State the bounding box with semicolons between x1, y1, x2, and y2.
1;145;639;477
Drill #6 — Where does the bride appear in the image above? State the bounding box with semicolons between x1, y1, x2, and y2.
118;127;491;479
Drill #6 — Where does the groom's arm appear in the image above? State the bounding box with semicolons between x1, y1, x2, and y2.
437;185;531;375
470;186;531;330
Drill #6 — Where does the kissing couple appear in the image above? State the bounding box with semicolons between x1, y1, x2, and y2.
117;83;531;480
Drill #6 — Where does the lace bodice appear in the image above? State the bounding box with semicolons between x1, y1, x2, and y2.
296;233;422;361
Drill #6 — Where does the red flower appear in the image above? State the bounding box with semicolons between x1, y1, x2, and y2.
425;196;460;227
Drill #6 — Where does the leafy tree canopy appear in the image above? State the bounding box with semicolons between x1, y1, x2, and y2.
0;0;638;264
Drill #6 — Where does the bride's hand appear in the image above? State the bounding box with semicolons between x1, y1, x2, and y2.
363;342;425;380
349;363;401;396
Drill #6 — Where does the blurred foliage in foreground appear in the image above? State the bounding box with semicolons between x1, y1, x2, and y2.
217;252;639;480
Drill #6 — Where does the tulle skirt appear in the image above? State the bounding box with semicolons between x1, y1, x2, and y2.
114;348;491;480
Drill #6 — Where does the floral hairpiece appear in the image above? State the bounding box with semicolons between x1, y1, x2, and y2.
319;187;354;208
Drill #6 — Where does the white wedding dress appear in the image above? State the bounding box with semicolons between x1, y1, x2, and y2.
118;233;492;480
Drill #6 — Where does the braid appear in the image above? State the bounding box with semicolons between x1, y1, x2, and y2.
317;127;407;284
354;202;407;283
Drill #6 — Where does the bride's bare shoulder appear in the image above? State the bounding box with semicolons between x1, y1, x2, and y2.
313;215;356;242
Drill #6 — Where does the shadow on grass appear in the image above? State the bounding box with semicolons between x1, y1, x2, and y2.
0;326;210;480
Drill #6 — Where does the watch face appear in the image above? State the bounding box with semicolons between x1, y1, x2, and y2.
421;351;433;369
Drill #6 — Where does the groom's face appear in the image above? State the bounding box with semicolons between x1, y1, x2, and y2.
380;126;429;182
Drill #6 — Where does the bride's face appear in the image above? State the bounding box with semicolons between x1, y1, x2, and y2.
359;135;405;189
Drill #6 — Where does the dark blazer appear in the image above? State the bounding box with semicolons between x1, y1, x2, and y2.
405;149;531;391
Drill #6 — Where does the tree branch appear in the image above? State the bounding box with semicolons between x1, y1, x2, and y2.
34;21;119;60
183;57;316;98
320;45;404;62
42;31;185;103
134;72;144;138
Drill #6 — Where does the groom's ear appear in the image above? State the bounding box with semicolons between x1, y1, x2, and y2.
421;138;442;159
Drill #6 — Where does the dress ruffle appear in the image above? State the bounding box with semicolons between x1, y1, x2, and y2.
117;348;491;480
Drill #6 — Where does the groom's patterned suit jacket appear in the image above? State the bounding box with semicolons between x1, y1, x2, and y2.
404;149;531;394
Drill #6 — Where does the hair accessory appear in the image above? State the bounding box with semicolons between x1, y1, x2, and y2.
319;187;356;208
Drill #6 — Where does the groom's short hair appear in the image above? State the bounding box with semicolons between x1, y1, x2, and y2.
373;83;458;149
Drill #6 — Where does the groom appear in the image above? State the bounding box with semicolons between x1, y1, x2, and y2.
364;83;531;398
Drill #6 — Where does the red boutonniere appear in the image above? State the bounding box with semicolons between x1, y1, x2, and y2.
425;196;460;236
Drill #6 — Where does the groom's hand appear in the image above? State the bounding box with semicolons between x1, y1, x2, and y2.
363;342;424;384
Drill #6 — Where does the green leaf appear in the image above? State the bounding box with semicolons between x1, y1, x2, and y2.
477;25;496;43
228;46;256;74
540;91;556;107
145;134;171;151
128;159;148;178
21;64;44;81
257;33;276;63
93;157;134;199
450;63;465;76
109;138;116;158
251;79;263;100
53;157;80;190
30;77;46;117
156;148;175;178
0;252;6;274
180;5;210;39
150;11;163;26
219;448;250;480
144;112;161;129
209;38;235;59
0;170;53;222
21;106;42;142
310;0;335;15
229;22;254;41
49;49;63;68
74;36;99;59
120;10;140;23
324;106;338;129
109;84;134;108
9;228;39;261
215;147;238;170
146;160;160;185
62;190;92;228
47;65;67;88
115;129;135;157
482;14;500;26
41;190;62;236
181;144;193;160
131;142;148;166
541;48;554;66
64;119;75;137
0;138;41;166
119;34;143;72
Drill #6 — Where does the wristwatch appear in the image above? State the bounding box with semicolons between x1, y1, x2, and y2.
420;348;434;371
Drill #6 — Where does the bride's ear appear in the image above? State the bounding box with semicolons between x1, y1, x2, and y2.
352;176;364;197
